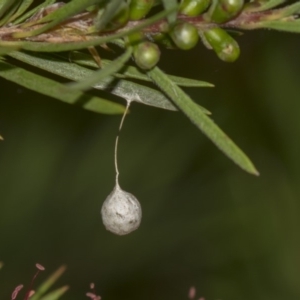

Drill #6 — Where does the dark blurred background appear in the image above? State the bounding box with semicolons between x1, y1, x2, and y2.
1;29;300;300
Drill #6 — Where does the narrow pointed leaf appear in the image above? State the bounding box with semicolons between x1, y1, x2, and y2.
0;42;20;54
259;19;300;32
67;47;133;91
147;67;259;175
14;0;106;38
13;0;56;25
0;0;20;26
11;51;211;113
8;0;34;23
274;2;300;18
246;0;285;12
95;0;124;30
33;0;105;24
39;286;69;300
30;266;67;300
0;0;19;20
69;52;214;87
9;51;178;111
161;0;177;24
0;61;125;114
15;8;177;52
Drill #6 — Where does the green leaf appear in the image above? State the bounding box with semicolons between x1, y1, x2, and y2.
161;0;177;24
147;67;259;175
30;266;67;300
9;51;178;111
259;19;300;32
67;47;133;91
273;1;300;18
0;0;20;26
0;42;20;55
13;7;176;52
8;0;34;23
0;60;125;115
12;0;56;25
35;0;106;24
14;0;106;38
11;51;211;113
69;52;214;88
39;286;69;300
0;0;19;20
95;0;124;30
245;0;286;12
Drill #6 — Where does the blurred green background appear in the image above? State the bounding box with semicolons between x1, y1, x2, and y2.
1;30;300;300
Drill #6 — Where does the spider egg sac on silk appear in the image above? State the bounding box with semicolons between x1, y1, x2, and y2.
101;183;142;235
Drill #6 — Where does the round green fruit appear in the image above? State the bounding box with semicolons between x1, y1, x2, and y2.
179;0;211;16
170;22;199;50
203;27;240;62
129;0;154;20
133;42;161;69
209;0;244;23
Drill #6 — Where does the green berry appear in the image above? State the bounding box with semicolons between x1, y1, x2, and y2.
208;0;244;23
203;27;240;62
129;0;154;20
170;22;199;50
179;0;211;16
133;42;161;69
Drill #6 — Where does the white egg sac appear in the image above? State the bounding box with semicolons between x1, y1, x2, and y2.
101;185;142;235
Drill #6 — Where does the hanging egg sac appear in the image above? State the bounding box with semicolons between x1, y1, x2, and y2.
101;184;142;235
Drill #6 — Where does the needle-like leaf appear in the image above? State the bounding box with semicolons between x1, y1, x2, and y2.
8;0;34;23
258;19;300;32
67;47;133;91
0;0;20;26
95;0;124;30
12;7;177;51
147;67;259;175
161;0;177;25
9;51;178;111
0;0;19;20
273;1;300;18
12;0;56;25
30;266;67;300
14;0;107;38
69;52;214;88
245;0;286;12
0;60;125;114
39;286;69;300
0;42;20;54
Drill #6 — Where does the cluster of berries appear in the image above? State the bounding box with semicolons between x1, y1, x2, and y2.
104;0;244;69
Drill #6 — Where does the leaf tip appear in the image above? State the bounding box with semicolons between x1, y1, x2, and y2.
253;169;260;176
246;164;260;176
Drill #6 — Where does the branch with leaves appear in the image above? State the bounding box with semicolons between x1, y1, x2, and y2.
0;0;299;174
